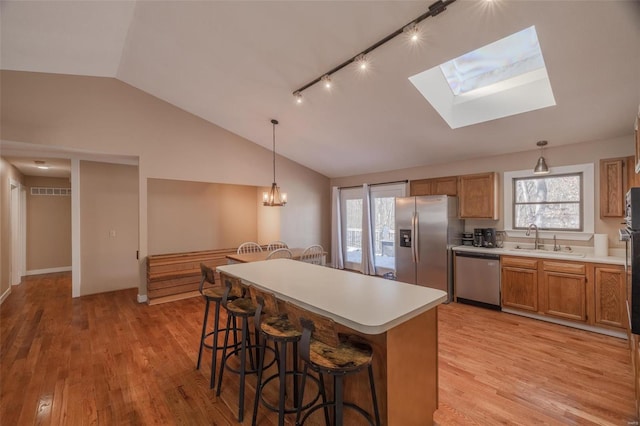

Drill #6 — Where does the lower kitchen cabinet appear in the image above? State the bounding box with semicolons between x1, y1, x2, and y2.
501;256;627;332
594;265;626;328
501;256;538;312
541;261;587;322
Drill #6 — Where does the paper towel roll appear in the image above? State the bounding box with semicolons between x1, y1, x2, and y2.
594;234;608;257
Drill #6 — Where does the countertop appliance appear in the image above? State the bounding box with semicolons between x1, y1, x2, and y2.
395;195;463;301
473;228;497;248
454;251;501;310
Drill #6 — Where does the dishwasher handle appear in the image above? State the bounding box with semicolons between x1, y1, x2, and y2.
455;251;500;261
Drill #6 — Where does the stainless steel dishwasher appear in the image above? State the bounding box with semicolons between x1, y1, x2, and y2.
454;251;501;310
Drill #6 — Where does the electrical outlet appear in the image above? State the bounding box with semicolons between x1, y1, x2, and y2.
109;230;116;238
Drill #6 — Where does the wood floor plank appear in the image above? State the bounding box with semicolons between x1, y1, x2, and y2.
1;273;635;425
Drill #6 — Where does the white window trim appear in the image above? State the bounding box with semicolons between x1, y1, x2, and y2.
339;183;406;274
503;163;594;241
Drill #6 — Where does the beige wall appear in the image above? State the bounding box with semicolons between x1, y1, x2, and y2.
24;176;71;271
1;71;330;297
80;161;139;296
0;158;24;299
148;178;260;255
331;135;635;249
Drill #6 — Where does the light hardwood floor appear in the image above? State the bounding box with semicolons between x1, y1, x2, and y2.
0;273;635;425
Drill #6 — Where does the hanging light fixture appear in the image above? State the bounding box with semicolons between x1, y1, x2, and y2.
533;140;550;175
263;119;287;206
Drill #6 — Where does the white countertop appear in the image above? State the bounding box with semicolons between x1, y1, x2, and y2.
216;259;447;335
452;245;625;265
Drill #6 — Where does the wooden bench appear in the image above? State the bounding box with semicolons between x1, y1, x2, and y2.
147;248;239;305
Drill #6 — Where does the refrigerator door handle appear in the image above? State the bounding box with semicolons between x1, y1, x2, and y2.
413;212;419;263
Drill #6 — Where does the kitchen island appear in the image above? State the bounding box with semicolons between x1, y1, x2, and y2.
216;259;447;426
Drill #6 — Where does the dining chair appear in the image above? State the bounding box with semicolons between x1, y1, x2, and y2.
237;242;263;254
267;240;288;251
266;248;293;260
300;245;324;265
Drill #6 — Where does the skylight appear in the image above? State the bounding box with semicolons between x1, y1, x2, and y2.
409;26;556;129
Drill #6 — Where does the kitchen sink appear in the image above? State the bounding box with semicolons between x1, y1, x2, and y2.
506;247;585;258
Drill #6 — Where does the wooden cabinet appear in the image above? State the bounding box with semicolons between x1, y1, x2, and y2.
501;256;538;311
628;155;640;189
458;172;498;219
599;158;625;217
600;155;640;218
500;255;628;331
541;261;587;322
594;265;626;328
635;112;639;174
409;176;458;196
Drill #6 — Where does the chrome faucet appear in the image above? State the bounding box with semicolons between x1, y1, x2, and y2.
526;223;540;249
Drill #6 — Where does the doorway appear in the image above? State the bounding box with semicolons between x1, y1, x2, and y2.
9;179;26;286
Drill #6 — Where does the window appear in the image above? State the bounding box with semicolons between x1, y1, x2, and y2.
513;173;582;231
503;163;594;240
341;188;363;270
339;183;406;273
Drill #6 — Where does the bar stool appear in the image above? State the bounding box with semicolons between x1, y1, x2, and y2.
215;273;259;422
250;288;321;426
195;263;238;389
294;315;381;426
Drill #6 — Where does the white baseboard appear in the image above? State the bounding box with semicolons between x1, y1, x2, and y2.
0;287;11;304
137;293;148;304
26;266;72;276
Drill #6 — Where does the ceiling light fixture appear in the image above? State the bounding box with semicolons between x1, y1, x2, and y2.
34;160;49;170
321;74;332;89
533;140;550;175
403;22;421;43
263;119;287;207
355;54;369;71
291;0;456;101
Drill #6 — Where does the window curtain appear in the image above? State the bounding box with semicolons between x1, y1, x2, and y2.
330;186;344;269
361;184;376;275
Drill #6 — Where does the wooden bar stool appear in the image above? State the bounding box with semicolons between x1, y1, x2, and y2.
294;314;380;426
196;263;239;389
215;273;259;422
250;288;320;426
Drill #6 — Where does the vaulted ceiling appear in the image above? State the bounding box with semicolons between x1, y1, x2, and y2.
1;1;639;178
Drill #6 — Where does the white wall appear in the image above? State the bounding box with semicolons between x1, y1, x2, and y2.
1;71;331;298
331;135;635;248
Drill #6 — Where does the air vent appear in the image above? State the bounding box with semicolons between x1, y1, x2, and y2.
30;187;71;196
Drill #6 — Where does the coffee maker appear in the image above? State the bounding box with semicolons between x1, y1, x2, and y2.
473;228;497;248
483;228;497;248
473;228;484;247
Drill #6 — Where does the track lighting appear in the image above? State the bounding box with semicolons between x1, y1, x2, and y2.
291;0;456;102
403;22;420;43
321;74;332;89
355;54;369;71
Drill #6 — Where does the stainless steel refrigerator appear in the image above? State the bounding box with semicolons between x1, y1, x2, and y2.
395;195;463;300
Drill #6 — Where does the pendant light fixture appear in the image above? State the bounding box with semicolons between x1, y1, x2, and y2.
533;140;550;175
263;119;287;206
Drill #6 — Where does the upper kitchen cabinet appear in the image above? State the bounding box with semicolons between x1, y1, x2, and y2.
599;156;639;218
458;172;498;219
600;157;626;217
635;111;640;174
410;176;458;196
